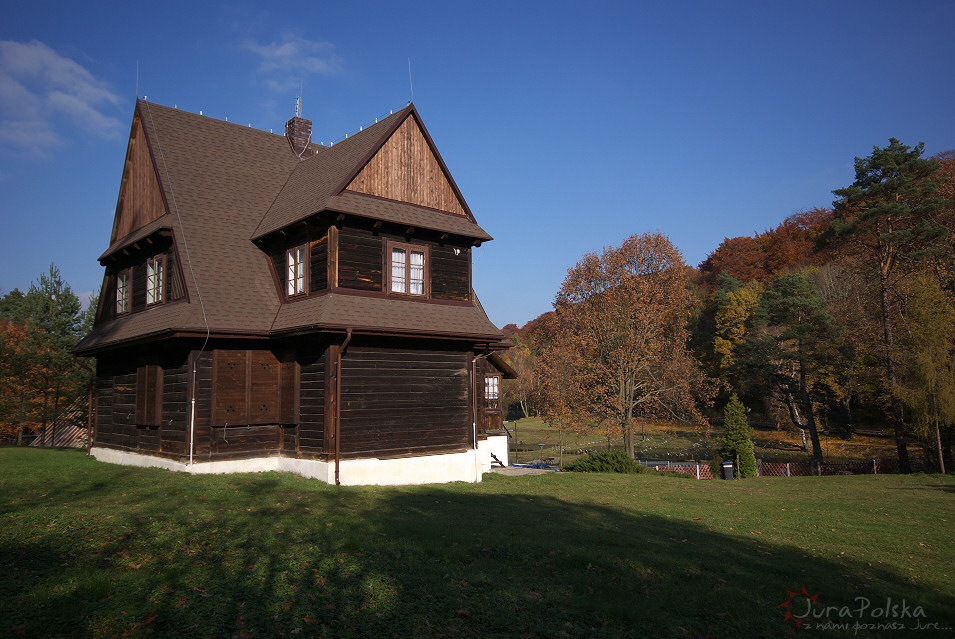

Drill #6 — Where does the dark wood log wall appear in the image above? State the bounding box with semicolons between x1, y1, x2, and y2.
339;345;470;458
94;339;482;464
94;349;190;457
298;345;326;456
337;226;382;291
310;235;328;292
336;225;470;300
431;245;470;301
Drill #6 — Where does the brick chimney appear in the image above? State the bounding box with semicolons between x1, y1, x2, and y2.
285;98;314;157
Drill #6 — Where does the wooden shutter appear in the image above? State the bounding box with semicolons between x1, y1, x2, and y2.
249;350;280;424
213;351;248;426
135;365;163;426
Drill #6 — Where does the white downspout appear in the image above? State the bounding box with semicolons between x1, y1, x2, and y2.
472;351;490;482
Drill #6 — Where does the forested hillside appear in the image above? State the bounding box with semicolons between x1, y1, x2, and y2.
503;141;955;473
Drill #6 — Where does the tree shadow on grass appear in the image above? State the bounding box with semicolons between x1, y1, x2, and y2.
1;459;954;638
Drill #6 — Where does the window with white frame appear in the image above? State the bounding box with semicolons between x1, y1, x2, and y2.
115;270;130;315
287;245;306;296
389;242;426;296
146;256;164;305
485;375;501;410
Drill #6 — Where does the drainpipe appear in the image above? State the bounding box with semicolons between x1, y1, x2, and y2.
471;350;491;482
335;328;353;485
189;357;197;467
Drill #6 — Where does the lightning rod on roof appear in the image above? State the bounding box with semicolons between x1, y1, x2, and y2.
408;58;414;104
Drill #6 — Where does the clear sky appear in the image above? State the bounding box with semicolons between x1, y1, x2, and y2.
2;1;954;328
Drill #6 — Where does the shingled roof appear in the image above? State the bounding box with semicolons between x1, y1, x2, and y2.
76;100;501;354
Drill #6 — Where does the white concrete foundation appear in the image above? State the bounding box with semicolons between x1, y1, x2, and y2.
477;435;509;472
89;447;483;486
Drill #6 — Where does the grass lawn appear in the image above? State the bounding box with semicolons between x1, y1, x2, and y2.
507;417;909;467
1;448;953;638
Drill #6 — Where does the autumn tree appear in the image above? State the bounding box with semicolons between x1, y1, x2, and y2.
534;313;585;467
897;275;955;473
0;265;94;444
544;232;712;458
825;138;950;472
711;274;762;381
501;333;539;419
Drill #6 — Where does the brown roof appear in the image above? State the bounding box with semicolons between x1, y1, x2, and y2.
271;292;502;340
76;100;502;354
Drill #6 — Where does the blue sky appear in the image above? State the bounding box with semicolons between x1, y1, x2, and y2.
2;1;954;327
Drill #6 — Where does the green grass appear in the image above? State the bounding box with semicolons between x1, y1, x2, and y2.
2;448;954;638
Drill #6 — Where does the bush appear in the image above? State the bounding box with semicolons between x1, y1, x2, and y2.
565;450;650;474
720;394;758;478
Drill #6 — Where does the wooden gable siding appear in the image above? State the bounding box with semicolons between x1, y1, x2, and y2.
339;345;470;458
346;116;467;216
110;114;167;245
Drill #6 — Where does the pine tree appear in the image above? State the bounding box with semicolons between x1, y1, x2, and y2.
825;138;950;472
720;394;758;478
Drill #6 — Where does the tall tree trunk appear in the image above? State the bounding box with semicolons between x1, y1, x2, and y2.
879;271;911;473
621;377;634;458
799;364;824;465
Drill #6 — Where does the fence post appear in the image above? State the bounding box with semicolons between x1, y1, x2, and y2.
757;459;761;477
696;464;700;480
872;459;877;475
786;462;790;477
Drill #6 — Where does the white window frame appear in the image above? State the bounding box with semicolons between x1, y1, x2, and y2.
287;245;307;297
115;269;130;315
146;256;164;306
388;241;428;297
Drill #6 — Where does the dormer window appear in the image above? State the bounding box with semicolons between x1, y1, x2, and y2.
146;256;164;305
389;241;428;296
287;245;307;297
116;270;130;315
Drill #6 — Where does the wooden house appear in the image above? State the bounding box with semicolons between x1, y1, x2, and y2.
75;100;514;485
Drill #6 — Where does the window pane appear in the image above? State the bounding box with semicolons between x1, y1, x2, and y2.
287;251;296;296
485;376;500;409
391;248;406;293
287;246;305;296
156;260;164;301
116;272;129;314
410;251;424;295
146;261;156;304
